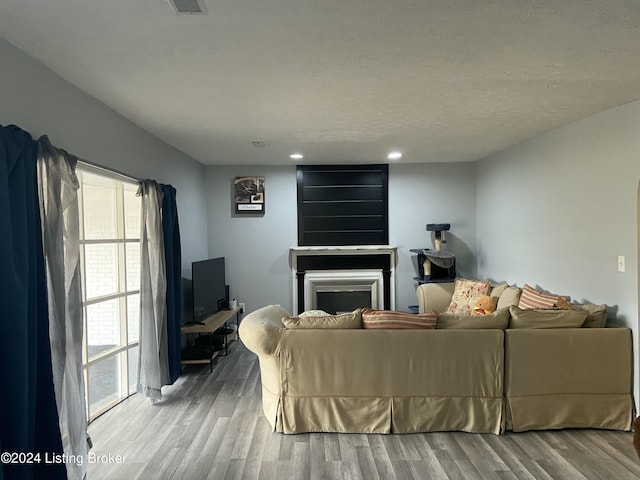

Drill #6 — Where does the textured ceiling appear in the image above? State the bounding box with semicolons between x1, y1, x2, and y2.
1;0;640;165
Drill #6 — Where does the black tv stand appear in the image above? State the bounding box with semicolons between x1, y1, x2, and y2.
181;307;243;372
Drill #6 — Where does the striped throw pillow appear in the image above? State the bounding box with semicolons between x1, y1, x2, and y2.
517;284;565;309
361;308;437;329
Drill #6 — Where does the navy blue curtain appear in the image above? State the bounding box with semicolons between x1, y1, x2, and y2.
0;125;66;480
160;184;182;384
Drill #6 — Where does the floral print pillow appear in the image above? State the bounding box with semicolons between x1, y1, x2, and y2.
445;278;491;315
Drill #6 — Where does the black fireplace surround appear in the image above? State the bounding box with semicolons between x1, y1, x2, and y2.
294;253;392;314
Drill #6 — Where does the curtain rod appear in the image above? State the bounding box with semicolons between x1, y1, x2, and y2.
77;159;141;184
37;134;142;184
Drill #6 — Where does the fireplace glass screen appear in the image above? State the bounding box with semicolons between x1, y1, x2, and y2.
316;290;372;314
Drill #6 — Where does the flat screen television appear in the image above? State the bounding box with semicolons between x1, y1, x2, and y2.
190;257;227;324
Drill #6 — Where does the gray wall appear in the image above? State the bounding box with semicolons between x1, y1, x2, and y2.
476;99;640;402
205;163;477;314
476;100;639;325
389;163;477;311
0;37;209;272
205;165;298;314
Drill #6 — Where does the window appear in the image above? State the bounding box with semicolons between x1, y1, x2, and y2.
78;168;141;421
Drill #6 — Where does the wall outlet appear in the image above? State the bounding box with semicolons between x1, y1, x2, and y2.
617;255;626;272
239;302;246;313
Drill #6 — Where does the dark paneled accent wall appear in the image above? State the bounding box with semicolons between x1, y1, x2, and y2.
297;164;389;246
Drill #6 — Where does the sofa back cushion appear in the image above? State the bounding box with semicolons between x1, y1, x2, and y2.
361;308;437;329
508;306;588;329
298;309;331;317
437;308;510;329
282;309;362;329
573;303;608;328
416;282;455;313
496;286;522;310
489;283;509;299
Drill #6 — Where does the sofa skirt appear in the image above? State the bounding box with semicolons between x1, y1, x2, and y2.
280;396;391;434
506;393;633;432
275;395;504;435
392;396;503;434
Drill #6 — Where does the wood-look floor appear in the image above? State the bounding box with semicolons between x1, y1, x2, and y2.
87;341;640;480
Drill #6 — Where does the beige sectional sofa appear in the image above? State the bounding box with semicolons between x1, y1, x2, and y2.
240;283;634;435
504;328;632;432
240;304;506;434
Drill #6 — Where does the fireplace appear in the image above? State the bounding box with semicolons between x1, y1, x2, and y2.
304;269;384;313
290;247;396;314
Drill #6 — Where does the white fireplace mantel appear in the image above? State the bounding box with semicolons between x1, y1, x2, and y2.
290;245;397;254
290;246;397;313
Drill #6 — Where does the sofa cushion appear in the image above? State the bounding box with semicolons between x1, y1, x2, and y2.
445;278;491;315
517;284;566;309
573;303;608;328
282;309;362;329
497;286;522;310
298;309;331;317
437;308;510;329
416;282;456;313
361;308;437;329
508;306;588;329
489;283;509;299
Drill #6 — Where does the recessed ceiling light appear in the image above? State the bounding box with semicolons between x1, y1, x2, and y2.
387;151;402;160
290;153;304;160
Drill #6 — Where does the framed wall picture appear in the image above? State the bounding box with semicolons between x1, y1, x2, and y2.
234;176;265;215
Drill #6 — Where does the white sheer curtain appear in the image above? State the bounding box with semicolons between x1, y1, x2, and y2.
137;180;170;401
36;136;89;480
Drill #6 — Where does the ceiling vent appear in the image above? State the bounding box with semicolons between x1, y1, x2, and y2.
251;141;269;148
167;0;207;14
